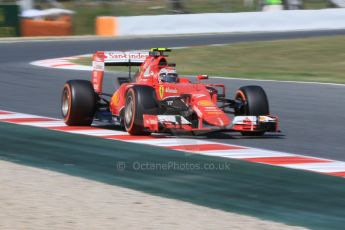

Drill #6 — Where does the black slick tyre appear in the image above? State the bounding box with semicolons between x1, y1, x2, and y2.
124;85;158;135
61;80;97;126
235;85;269;136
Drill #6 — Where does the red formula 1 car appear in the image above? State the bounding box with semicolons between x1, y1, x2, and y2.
61;48;279;136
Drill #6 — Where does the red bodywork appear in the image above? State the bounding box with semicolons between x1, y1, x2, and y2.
91;50;278;134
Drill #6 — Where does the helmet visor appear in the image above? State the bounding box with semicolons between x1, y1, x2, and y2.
160;73;178;83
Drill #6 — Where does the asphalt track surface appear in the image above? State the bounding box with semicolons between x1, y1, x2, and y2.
1;30;345;161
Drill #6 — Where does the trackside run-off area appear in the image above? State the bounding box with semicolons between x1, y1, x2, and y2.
1;110;345;178
1;119;345;229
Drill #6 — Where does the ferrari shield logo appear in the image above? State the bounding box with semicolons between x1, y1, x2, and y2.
159;85;164;99
112;91;120;106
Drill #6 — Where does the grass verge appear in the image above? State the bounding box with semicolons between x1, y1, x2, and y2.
72;35;345;84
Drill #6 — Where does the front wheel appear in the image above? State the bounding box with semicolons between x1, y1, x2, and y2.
235;85;269;136
124;86;158;135
62;80;97;126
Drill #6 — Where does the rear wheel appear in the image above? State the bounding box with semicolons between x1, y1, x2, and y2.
124;86;159;135
62;80;97;126
235;85;269;136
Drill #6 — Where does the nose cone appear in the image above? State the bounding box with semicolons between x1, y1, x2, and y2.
203;113;230;128
193;97;230;128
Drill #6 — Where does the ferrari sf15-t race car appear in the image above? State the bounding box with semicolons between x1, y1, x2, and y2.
61;48;279;136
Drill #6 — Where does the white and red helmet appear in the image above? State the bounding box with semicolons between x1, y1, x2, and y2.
159;67;178;83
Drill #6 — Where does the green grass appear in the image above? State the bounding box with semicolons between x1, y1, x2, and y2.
59;0;332;35
72;35;345;84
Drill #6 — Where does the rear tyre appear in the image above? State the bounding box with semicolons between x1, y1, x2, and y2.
235;85;269;136
62;80;97;126
124;86;159;135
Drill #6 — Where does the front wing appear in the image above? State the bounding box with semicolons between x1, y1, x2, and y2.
143;114;279;134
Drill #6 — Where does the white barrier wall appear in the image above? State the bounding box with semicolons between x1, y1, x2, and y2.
96;9;345;36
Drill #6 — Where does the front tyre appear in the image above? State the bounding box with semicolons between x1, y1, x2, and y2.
235;85;269;136
62;80;97;126
124;86;158;135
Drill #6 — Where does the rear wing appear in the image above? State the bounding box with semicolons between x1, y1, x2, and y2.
93;50;149;67
91;48;171;94
92;50;149;94
93;48;171;67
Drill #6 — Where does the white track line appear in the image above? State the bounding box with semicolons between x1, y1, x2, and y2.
284;162;345;173
131;138;216;146
20;121;67;127
202;149;294;158
0;113;50;119
62;129;128;136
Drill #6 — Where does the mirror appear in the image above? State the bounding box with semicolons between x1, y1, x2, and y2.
197;74;208;80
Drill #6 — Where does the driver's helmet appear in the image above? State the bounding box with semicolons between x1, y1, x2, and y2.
159;67;178;83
